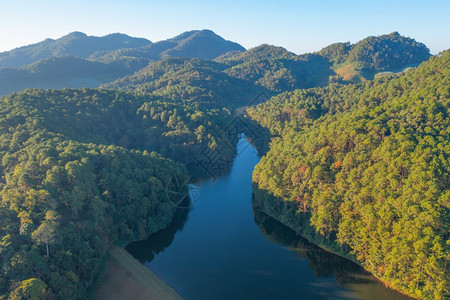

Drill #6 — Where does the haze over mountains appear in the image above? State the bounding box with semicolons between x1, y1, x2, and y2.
0;30;432;97
0;32;152;69
90;29;245;62
0;56;143;96
0;30;247;96
0;30;244;70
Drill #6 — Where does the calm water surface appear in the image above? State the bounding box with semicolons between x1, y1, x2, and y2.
126;138;411;300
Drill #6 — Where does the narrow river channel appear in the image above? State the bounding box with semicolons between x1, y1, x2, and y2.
126;137;411;300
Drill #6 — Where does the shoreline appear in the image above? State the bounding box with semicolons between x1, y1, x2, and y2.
94;247;182;300
252;187;417;300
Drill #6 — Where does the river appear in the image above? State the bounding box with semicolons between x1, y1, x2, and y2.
126;137;412;300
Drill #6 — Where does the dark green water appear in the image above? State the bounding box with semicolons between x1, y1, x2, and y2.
126;138;412;300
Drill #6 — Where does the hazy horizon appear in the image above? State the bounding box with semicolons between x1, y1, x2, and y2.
2;29;444;57
1;0;449;55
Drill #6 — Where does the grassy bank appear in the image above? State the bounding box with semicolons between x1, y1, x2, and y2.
94;247;182;300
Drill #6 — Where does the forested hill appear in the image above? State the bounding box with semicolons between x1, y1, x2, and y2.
216;44;333;92
102;57;262;108
0;32;151;69
0;56;149;97
0;32;431;97
0;88;234;298
216;44;298;65
248;50;449;299
103;45;334;103
0;30;247;96
89;29;245;62
0;31;443;300
318;32;431;81
106;33;431;101
0;30;244;70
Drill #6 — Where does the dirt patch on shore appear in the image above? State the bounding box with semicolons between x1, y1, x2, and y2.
95;247;182;300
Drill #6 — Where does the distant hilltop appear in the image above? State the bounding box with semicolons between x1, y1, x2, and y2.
0;29;245;69
0;30;432;96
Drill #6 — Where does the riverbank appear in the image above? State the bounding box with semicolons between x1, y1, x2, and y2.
252;187;357;261
252;187;416;300
95;247;182;300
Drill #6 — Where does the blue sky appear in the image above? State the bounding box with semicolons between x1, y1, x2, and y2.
1;0;449;54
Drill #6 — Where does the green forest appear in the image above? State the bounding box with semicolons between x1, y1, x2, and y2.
248;51;449;299
0;88;235;299
0;28;447;299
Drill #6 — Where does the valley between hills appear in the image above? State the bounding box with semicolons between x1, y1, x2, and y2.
0;30;447;300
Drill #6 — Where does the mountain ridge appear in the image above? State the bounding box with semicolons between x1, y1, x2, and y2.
0;32;152;68
0;31;433;99
91;29;246;62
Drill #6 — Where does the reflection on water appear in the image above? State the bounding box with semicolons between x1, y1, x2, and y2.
253;209;412;300
126;199;190;263
253;209;363;280
126;138;411;300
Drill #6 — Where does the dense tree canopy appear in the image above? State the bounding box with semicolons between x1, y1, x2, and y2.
0;30;443;300
104;46;334;103
102;57;260;108
224;53;333;92
0;87;234;299
249;50;449;299
319;32;431;71
215;44;297;65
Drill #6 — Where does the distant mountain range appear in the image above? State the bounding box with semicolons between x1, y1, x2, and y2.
0;30;246;96
0;56;146;96
0;32;151;69
0;30;245;70
0;30;432;97
90;29;245;62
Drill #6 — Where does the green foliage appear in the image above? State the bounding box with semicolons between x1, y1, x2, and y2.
9;278;48;300
0;138;184;298
318;32;431;79
216;44;297;65
0;87;231;298
105;47;334;104
216;44;334;92
249;51;449;299
0;88;230;161
225;54;333;92
317;42;352;65
103;57;258;108
348;32;431;71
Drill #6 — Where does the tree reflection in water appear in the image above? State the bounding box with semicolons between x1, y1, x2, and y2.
252;205;413;300
125;198;191;263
